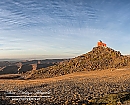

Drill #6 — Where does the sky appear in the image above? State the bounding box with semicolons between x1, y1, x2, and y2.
0;0;130;60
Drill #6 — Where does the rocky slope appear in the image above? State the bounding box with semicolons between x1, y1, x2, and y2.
25;47;130;79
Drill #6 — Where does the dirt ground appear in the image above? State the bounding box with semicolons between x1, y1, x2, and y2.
0;68;130;104
0;68;130;91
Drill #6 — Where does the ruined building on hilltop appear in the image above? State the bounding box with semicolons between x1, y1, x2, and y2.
97;40;107;47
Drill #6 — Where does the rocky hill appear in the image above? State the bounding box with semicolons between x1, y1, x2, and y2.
25;47;130;79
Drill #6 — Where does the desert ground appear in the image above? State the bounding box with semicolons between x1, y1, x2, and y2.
0;68;130;105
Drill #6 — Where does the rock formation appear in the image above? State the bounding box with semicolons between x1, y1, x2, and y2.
25;47;130;79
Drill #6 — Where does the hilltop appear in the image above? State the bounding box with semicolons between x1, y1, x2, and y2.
24;47;130;79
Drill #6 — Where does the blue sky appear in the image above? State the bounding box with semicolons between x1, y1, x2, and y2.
0;0;130;59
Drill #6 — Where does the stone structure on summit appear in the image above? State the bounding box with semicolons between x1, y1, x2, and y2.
97;40;107;47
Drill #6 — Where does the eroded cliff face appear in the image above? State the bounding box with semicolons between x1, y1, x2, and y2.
0;66;18;74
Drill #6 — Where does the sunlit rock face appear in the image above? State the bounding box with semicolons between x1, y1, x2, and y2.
26;47;130;79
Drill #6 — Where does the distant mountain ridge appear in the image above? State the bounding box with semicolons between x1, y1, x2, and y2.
24;47;130;79
0;59;65;75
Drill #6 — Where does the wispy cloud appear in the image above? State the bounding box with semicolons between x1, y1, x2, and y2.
0;0;130;59
0;48;22;51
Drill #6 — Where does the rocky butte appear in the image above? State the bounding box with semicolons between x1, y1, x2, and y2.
24;41;130;79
